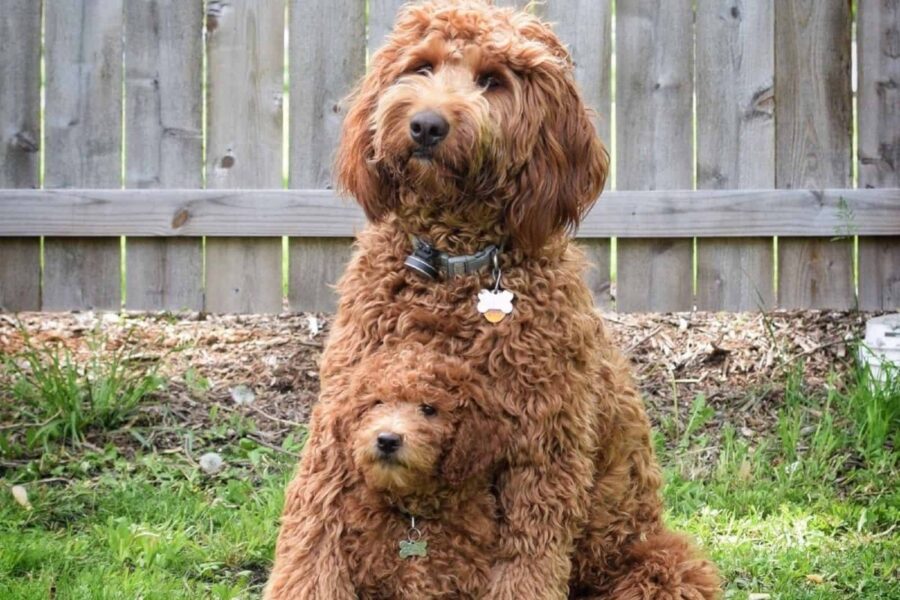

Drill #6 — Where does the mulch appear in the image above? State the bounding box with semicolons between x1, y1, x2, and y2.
0;309;874;460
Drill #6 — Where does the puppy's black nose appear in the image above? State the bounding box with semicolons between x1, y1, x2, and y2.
376;432;403;454
409;111;449;147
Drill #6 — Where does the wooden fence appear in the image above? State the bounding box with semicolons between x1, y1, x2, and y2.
1;0;898;314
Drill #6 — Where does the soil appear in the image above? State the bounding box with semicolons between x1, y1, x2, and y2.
0;309;876;460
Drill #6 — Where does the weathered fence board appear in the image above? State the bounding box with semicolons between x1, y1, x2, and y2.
493;0;532;9
205;0;284;313
0;238;41;313
539;0;613;307
859;239;900;311
695;0;775;311
289;0;364;311
858;0;900;310
205;237;283;314
125;0;204;311
290;237;355;312
4;189;899;238
616;0;694;312
44;0;124;311
0;0;41;312
368;0;406;57
0;0;40;190
290;0;364;190
775;0;853;309
858;0;900;189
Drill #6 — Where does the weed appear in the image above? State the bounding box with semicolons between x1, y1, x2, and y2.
0;330;164;452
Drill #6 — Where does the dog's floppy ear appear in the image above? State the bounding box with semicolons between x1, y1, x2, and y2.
505;71;609;254
441;405;503;487
334;49;399;220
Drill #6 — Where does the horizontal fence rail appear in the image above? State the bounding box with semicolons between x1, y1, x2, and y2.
1;189;898;238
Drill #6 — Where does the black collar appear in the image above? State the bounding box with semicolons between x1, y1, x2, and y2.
404;236;499;280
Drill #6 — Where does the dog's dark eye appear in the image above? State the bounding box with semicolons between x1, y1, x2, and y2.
414;62;433;76
477;73;502;91
420;404;437;417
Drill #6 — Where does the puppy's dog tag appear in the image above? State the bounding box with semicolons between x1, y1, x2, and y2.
399;517;427;559
477;289;514;323
399;539;428;559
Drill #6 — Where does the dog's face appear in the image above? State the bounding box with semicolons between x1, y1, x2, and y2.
336;0;609;254
345;349;499;495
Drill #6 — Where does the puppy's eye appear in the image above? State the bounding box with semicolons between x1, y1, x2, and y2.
420;404;437;417
373;400;384;407
477;73;502;91
414;62;433;75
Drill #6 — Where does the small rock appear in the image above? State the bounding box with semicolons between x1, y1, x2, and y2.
230;384;256;406
307;315;320;338
199;452;224;475
11;485;32;510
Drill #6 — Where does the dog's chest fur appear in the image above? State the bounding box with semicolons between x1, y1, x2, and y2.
340;489;498;599
317;223;608;595
322;223;604;416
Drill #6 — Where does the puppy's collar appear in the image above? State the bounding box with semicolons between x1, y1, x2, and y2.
404;235;499;280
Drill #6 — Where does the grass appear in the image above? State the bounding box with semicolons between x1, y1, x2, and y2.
664;359;899;599
1;332;164;453
1;339;897;598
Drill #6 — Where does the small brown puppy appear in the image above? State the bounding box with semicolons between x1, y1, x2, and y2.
267;346;505;599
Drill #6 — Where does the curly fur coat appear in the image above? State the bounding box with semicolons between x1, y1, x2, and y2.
266;2;720;598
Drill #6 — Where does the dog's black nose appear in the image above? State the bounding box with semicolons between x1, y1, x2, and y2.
409;111;449;147
376;432;403;454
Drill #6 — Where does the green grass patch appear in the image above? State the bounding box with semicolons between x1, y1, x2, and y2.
1;331;164;452
1;346;897;598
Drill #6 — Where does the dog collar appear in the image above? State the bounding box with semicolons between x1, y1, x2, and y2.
404;236;498;280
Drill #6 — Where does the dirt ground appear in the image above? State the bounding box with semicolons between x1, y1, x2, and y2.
1;309;872;452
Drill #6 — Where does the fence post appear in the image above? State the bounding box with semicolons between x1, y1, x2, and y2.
125;0;204;311
287;0;365;312
0;0;42;312
858;0;900;310
696;0;775;311
616;0;694;312
205;0;285;313
775;0;853;309
43;1;124;311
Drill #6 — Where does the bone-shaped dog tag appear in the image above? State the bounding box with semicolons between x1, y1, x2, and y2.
477;289;514;323
399;539;428;559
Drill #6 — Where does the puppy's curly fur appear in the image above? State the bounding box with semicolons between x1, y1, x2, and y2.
272;346;507;598
267;1;721;598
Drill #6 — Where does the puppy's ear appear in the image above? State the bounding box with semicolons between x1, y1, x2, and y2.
441;407;503;487
334;50;398;220
506;72;609;254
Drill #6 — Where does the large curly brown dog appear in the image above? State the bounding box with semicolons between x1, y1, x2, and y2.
266;1;721;598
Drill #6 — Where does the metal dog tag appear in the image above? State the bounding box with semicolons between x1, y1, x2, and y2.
399;516;428;559
476;254;514;323
399;539;428;559
477;289;514;323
